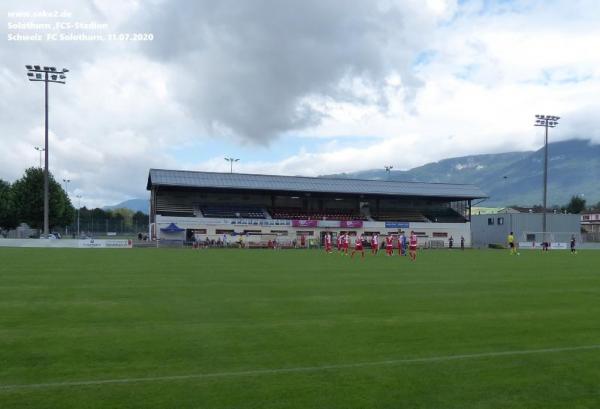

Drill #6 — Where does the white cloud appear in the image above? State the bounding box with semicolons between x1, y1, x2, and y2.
1;0;599;206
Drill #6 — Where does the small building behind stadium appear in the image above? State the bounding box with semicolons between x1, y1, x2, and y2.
146;169;487;247
471;209;580;249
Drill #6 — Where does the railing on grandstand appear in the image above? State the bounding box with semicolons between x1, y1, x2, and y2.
268;207;366;221
423;208;466;223
156;195;195;217
198;205;266;219
371;209;428;222
371;208;466;223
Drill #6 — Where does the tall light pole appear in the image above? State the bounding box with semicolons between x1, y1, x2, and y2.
76;194;82;238
26;65;69;237
34;146;45;168
62;179;71;235
62;179;71;195
384;165;393;180
225;157;239;173
534;114;560;243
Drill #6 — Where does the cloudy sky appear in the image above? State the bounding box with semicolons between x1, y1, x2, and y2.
1;0;599;207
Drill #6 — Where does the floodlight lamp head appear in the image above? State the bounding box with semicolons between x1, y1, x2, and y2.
25;65;33;70
34;65;41;70
62;68;69;73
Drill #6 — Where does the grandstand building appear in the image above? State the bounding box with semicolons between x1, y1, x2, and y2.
146;169;487;247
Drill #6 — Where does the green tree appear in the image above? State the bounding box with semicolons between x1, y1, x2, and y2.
132;211;148;232
0;179;18;230
565;195;586;214
89;207;107;233
112;208;134;230
11;168;74;229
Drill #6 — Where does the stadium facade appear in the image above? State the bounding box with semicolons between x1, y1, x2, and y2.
146;169;487;247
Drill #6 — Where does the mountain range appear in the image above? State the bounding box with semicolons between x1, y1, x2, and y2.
106;139;599;211
323;139;600;207
104;198;149;214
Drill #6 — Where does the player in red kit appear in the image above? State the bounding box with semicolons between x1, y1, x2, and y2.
344;232;350;255
351;233;365;259
336;234;342;252
409;231;418;261
324;232;332;253
371;233;379;255
343;232;350;255
385;235;394;256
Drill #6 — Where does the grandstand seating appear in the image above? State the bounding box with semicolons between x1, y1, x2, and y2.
372;209;429;222
269;207;366;221
423;208;466;223
199;205;266;219
156;195;195;217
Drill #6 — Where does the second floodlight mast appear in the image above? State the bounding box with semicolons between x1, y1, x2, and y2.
225;157;240;173
534;114;560;244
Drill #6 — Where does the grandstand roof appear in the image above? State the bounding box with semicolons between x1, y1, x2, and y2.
147;169;488;199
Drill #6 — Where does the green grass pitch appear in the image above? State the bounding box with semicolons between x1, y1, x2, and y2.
1;247;599;408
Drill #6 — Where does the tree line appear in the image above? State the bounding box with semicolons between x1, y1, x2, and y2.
0;167;148;235
515;196;599;215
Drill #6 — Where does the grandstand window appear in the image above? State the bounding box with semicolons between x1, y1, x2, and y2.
497;217;504;225
432;232;448;238
488;218;494;225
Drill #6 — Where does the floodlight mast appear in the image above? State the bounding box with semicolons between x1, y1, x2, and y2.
534;114;560;243
25;65;68;236
384;165;393;180
76;194;82;238
34;146;45;168
62;179;71;235
225;157;240;173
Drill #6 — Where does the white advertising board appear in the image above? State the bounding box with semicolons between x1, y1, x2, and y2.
518;242;567;250
0;239;132;248
78;239;133;248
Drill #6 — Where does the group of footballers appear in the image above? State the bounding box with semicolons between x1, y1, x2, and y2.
323;231;419;261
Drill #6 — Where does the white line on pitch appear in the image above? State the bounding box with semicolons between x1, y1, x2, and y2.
1;344;599;391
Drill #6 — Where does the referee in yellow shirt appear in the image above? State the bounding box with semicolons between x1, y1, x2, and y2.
507;231;517;255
